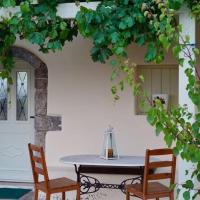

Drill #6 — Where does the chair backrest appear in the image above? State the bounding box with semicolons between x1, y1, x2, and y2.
28;143;49;188
143;148;176;194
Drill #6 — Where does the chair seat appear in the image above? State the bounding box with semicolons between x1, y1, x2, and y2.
37;177;79;193
126;182;170;198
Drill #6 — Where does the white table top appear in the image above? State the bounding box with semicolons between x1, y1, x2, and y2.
60;154;146;167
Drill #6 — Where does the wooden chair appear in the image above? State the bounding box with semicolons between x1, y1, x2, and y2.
126;148;176;200
28;143;80;200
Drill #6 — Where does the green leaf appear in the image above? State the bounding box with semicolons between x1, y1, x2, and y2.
185;35;190;43
9;16;19;25
60;22;67;31
47;41;62;51
136;35;146;46
197;174;200;182
164;133;173;147
28;32;45;45
183;180;194;189
178;58;184;66
195;113;200;122
2;0;15;7
169;183;176;191
110;32;119;44
192;48;200;56
4;35;16;47
119;81;124;91
176;140;182;151
113;47;125;56
168;0;183;10
119;21;126;30
159;34;170;50
94;32;105;44
49;29;58;39
111;70;117;81
111;85;117;95
155;122;163;136
124;16;134;28
173;147;179;156
145;42;157;62
122;0;129;5
147;108;157;125
0;71;9;79
183;191;190;200
172;45;181;58
139;75;144;83
20;2;31;13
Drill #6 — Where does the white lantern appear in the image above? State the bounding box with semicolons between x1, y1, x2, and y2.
100;126;119;160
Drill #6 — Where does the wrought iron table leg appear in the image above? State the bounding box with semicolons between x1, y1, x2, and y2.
76;173;142;195
73;165;144;195
74;164;80;183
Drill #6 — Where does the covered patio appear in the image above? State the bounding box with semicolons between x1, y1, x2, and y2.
0;0;200;199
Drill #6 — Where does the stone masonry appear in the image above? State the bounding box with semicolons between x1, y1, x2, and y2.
11;46;61;149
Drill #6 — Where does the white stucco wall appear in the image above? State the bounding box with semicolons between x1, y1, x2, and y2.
15;36;177;199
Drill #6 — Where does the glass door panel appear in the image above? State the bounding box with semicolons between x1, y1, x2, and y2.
16;71;28;121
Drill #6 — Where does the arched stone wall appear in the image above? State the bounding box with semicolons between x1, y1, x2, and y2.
11;46;61;148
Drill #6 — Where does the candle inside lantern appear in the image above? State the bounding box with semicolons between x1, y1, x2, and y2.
108;148;113;158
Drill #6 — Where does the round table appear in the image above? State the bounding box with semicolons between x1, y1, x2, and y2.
60;154;146;195
60;154;145;167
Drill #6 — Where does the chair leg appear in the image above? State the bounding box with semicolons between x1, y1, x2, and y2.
156;198;159;200
62;192;65;200
34;189;38;200
126;191;130;200
170;192;174;200
46;193;51;200
77;187;80;200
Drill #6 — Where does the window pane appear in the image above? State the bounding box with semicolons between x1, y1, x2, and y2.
16;72;28;121
0;77;7;120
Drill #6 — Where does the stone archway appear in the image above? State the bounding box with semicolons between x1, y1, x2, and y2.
11;46;61;148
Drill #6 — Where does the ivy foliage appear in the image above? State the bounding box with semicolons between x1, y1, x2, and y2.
0;0;78;79
76;0;176;63
76;0;200;65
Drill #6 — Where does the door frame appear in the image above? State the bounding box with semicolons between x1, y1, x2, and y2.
11;46;61;149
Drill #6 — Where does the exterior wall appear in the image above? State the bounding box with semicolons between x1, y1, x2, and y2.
15;36;176;199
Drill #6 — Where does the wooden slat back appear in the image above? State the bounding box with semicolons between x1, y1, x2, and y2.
148;161;173;168
148;148;173;156
28;143;49;188
147;173;172;180
143;148;176;195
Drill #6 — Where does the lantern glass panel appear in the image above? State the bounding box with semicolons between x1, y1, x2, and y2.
100;126;119;160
